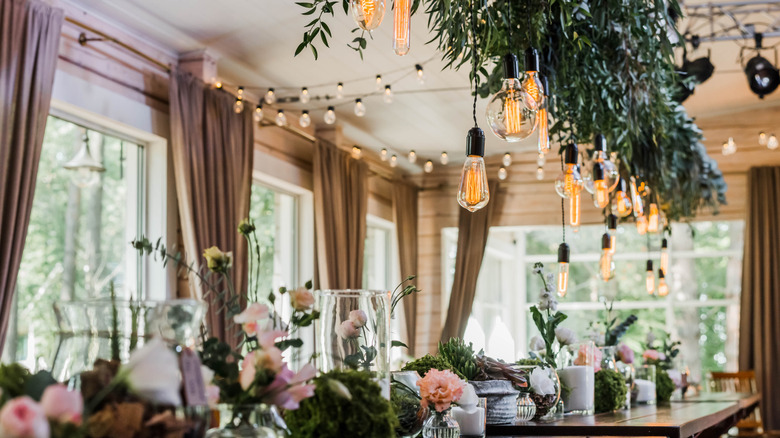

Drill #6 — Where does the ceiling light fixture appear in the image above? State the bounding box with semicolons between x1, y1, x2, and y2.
424;160;434;173
440;151;449;165
486;53;537;142
744;33;780;99
64;132;105;188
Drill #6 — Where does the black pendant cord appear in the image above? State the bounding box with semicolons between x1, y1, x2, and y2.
470;0;479;128
560;152;566;244
506;0;513;49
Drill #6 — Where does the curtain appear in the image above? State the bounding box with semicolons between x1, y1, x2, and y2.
169;70;253;344
440;180;500;343
739;166;780;432
0;0;63;356
393;181;419;355
313;140;368;289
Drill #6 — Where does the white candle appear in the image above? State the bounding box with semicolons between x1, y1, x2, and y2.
634;379;656;403
452;405;485;436
558;365;594;412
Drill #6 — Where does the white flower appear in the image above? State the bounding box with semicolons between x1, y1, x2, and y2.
530;368;556;396
532;265;543;275
348;310;368;328
549;299;559;312
555;327;577;346
122;339;182;406
328;379;352;400
546;273;555;287
529;335;546;351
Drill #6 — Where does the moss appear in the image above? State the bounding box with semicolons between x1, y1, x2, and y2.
401;354;462;378
285;370;397;438
656;369;675;403
594;370;627;413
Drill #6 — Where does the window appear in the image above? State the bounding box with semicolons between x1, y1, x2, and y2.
363;216;396;290
444;221;743;384
3;116;146;367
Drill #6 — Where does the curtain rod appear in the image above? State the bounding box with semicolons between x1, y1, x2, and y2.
65;16;172;73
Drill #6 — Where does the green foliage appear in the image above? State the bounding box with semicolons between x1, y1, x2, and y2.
656;369;675;403
603;301;638;346
286;370;398;438
0;363;31;403
199;338;243;403
438;338;478;380
401;354;461;378
594;370;627;413
391;383;424;437
516;358;545;367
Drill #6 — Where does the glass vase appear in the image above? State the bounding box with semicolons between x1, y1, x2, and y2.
391;373;428;438
616;361;635;409
206;404;287;438
599;346;618;372
315;289;390;398
633;365;657;405
516;393;536;422
517;364;560;421
558;341;595;415
422;408;460;438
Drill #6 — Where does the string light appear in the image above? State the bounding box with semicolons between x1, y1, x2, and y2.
408;150;417;163
646;260;655;295
381;148;388;161
299;110;311;128
607;214;618;256
234;86;245;113
660;238;669;275
600;233;615;281
254;104;263;123
537;153;545;167
300;87;310;104
486;53;537;142
375;75;383;88
352;146;362;159
264;88;276;105
440;151;449;165
722;137;736;155
424;160;434;173
537;75;550;154
498;167;508;180
502;153;512;167
536;167;544;180
214;81;223;89
384;85;393;103
415;64;425;83
647;203;660;233
336;82;344;99
324;106;336;124
393;0;411;56
769;134;779;150
354;98;366;117
657;269;669;297
390;154;398;167
350;0;386;31
275;109;287;127
759;131;767;146
613;178;633;218
557;243;570;297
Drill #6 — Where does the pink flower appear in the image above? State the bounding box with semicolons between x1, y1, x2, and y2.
618;344;635;364
205;385;220;407
234;303;271;336
40;384;82;425
643;349;661;361
594;347;603;372
289;287;315;311
257;364;317;410
348;310;368;328
416;369;466;413
239;347;284;390
0;396;50;438
573;344;601;368
258;329;288;350
337;320;360;339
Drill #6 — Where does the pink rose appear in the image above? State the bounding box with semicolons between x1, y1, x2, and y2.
40;384;83;425
416;369;466;412
289;287;315;311
234;303;271;336
617;344;635;364
348;310;368;328
337;320;360;339
643;349;660;361
258;329;288;350
594;347;603;372
0;396;50;438
239;347;284;390
573;344;600;368
257;364;317;410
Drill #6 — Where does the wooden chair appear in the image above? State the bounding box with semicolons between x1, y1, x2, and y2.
709;371;762;436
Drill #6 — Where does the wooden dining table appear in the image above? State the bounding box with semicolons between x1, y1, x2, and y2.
486;392;760;438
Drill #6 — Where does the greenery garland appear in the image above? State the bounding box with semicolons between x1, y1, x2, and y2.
294;0;727;221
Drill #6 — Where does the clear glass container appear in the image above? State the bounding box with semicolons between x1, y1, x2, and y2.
599;346;618;372
206;404;286;438
422;408;460;438
558;341;596;415
516;393;536;422
485;78;538;142
633;365;657;405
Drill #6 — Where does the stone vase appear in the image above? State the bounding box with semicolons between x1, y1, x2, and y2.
470;380;520;425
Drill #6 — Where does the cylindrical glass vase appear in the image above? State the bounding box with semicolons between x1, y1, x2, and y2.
633;365;657;405
315;290;390;398
206;404;286;438
558;341;595;415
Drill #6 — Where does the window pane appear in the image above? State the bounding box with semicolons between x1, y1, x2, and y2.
248;184;297;298
673;305;739;384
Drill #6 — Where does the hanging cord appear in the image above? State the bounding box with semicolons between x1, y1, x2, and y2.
560;152;566;244
506;0;513;49
471;0;479;127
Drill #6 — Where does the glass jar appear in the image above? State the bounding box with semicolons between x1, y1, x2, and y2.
206;404;287;438
516;393;536;422
517;364;560;421
616;360;635;409
599;346;618;372
633;365;657;405
422;408;460;438
558;341;595;415
391;373;428;438
315;290;390;398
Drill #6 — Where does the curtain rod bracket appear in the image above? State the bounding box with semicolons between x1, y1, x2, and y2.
77;32;106;46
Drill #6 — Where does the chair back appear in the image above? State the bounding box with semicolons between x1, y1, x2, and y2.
709;371;758;393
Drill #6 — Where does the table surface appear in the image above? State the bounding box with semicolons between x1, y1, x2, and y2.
486;393;761;438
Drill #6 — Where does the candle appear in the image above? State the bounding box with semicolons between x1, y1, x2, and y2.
558;365;595;413
634;379;656;404
452;405;485;436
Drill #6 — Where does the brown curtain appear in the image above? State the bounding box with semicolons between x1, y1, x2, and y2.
739;166;780;432
169;70;253;344
393;181;419;355
313;140;368;289
0;0;63;355
440;180;500;343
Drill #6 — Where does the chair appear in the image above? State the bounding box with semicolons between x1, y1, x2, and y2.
709;371;762;436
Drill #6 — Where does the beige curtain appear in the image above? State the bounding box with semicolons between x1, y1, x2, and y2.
313;140;368;289
169;70;253;344
393;181;419;355
0;0;63;355
739;166;780;432
440;180;500;343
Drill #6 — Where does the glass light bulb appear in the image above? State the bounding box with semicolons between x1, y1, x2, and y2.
390;155;398;167
593;178;610;208
424;160;434;173
555;164;584;198
416;64;425;83
584;152;619;193
376;75;383;88
384;85;393;104
768;134;778;150
234;98;244;114
350;0;386;30
536;167;544;180
538;108;550;154
498;166;508;180
636;215;648;235
502;153;512;167
630;177;644;217
557;262;569;297
393;0;411;55
354;99;366;117
214;81;223;89
299;111;311;128
660;240;669;275
440;151;449;165
352;146;362;159
381;148;388;161
609;233;617;256
457;155;489;212
759;131;767;145
658;272;669;297
275;110;287;126
647;203;659;233
537;152;545;167
570;192;581;227
408;150;417;163
646;267;655;295
615;190;633;217
300;87;310;104
521;71;546;111
264;88;276;105
336;83;344;99
324;107;336;125
486;78;538;142
600;250;615;281
254;105;263;123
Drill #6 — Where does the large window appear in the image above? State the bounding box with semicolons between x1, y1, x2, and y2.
444;221;743;385
4;116;146;367
363;216;396;291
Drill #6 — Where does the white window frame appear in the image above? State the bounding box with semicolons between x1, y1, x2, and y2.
365;214;399;291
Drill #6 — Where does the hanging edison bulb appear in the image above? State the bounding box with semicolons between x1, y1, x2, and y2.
440;151;449;165
502;153;512;167
555;143;583;198
336;83;344;99
264;88;276;105
613;178;633;218
537;76;550;154
457;128;489;212
384;85;393;103
415;64;425;83
636;215;648;235
354;98;366;117
657;269;669;297
380;148;388;161
660;238;669;275
647;203;660;233
275;110;287;127
324;106;336;124
300;87;310;104
254;104;263;123
408;150;417;163
521;48;546;111
570;192;581;228
557;243;570;297
591;162;610;208
234;86;245;113
390;154;398;167
630;177;645;217
583;134;619;195
600;233;615;281
485;54;538;142
350;0;386;31
536;167;545;180
424;160;434;173
393;0;411;55
607;214;618;256
498;167;508;181
299;110;311;128
646;260;655;295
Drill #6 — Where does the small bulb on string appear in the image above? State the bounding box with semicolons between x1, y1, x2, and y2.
647;203;660;233
299;110;311;128
607;214;618;256
390;155;398;168
537;153;545;167
354;98;366;117
264;88;276;105
557;243;570;297
536;167;544;180
384;85;393;104
660;238;669;275
759;131;768;146
498;166;508;181
768;134;779;150
234;86;244;113
408;150;417;163
336;82;344;99
600;233;615;281
300;87;310;104
214;81;223;89
352;146;362;159
614;178;633;218
424;160;434;173
254;104;263;123
275;110;287;127
636;215;648;235
646;260;655;295
440;151;449;165
381;148;388;161
502;153;512;167
324;106;336;125
415;64;425;83
457;127;489;212
657;269;669;297
376;74;383;88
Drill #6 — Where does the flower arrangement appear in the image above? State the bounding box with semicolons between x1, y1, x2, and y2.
643;331;681;371
416;369;466;413
617;343;635;364
656;370;675;403
594;370;627;413
529;263;572;368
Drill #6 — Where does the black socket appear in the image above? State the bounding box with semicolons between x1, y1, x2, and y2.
558;243;570;263
608;214;618;230
602;233;611;250
658;269;666;279
503;53;519;79
466;127;486;157
594;133;607;151
646;260;653;271
662;238;668;249
525;47;540;72
327;106;335;111
593;162;605;181
564;143;578;164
